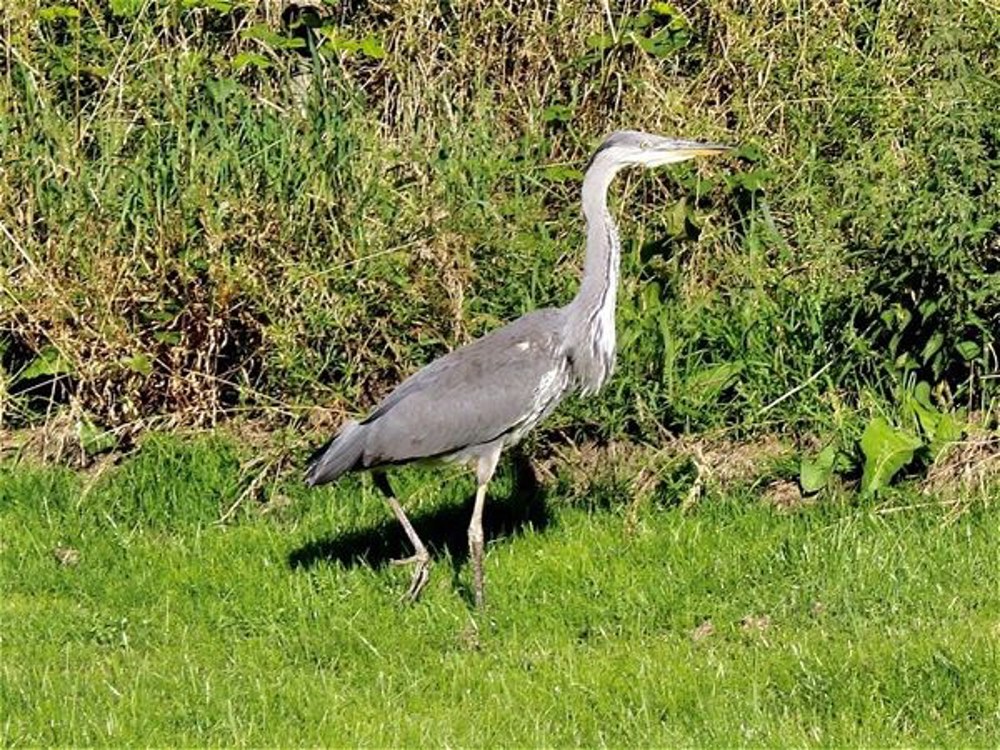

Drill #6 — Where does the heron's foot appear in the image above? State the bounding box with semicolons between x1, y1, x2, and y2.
391;549;431;602
389;552;423;566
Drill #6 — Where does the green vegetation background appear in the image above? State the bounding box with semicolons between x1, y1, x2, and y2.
2;0;997;442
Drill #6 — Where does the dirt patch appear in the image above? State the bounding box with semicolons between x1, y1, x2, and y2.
686;434;795;488
53;546;81;567
538;431;796;505
2;411;148;472
740;613;772;632
923;428;1000;504
1;410;306;473
4;411;91;467
536;438;645;484
762;479;811;511
691;619;715;642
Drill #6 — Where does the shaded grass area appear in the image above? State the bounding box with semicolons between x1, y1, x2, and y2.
2;435;998;745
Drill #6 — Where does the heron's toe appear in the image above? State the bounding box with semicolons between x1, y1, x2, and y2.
404;558;432;602
390;552;426;566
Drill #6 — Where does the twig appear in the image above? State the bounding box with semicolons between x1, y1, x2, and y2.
758;361;833;415
217;457;273;524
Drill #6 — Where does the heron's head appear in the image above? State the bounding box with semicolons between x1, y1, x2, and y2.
592;130;732;169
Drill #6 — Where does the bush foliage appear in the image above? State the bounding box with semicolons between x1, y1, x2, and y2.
1;0;997;436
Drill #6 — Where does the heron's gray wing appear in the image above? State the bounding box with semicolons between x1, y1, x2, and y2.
362;348;463;425
363;308;561;426
359;309;567;467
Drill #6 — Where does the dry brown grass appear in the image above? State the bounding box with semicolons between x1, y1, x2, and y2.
538;430;795;511
922;421;1000;513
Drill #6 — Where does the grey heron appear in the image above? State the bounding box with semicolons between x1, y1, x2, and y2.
306;130;730;608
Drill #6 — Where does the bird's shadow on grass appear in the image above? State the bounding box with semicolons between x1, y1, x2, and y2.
287;453;551;603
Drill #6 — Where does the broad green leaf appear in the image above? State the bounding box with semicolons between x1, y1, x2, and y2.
633;29;689;58
241;24;305;49
154;331;182;346
800;443;837;494
286;6;321;29
726;169;776;192
907;380;941;438
929;411;965;458
541;104;574;123
122;353;153;376
881;305;911;331
144;308;176;323
684;361;744;402
663;198;689;237
232;52;272;71
78;417;117;455
920;331;944;363
955;340;980;361
109;0;144;17
630;11;654;30
320;29;359;54
860;417;922;495
358;35;386;59
318;28;384;58
585;32;616;50
17;346;73;382
913;380;934;409
79;64;110;79
38;5;80;21
909;398;940;440
540;165;584;182
641;282;662;311
650;2;683;18
734;143;764;162
205;77;242;102
182;0;233;11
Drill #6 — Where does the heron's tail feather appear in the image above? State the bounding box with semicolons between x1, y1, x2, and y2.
305;419;366;486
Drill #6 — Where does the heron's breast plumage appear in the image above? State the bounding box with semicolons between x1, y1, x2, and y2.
503;346;572;445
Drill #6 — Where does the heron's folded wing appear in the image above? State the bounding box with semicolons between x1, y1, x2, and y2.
360;315;566;466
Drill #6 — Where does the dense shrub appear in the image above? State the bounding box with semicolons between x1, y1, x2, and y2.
0;0;996;436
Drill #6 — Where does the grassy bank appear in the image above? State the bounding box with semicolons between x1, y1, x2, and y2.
2;434;999;745
1;0;997;442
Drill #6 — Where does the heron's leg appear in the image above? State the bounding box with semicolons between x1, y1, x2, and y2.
373;471;431;601
469;444;503;610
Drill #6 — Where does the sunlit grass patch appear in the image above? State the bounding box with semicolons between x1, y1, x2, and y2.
2;434;998;745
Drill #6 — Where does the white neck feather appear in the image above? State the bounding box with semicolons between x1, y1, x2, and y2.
565;152;625;394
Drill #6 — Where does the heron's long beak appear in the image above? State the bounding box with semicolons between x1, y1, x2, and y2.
661;140;733;159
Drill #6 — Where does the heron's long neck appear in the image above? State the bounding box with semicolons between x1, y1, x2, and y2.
566;160;622;394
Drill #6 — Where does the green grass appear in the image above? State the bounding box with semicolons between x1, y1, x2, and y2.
3;434;998;746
